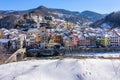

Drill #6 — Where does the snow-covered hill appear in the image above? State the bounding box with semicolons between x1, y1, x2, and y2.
90;11;120;28
0;59;120;80
0;6;105;28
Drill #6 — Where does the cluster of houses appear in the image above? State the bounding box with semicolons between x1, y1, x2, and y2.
56;27;120;48
0;28;26;52
1;15;120;52
62;27;120;48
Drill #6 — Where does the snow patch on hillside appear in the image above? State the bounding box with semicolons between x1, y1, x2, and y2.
100;23;111;28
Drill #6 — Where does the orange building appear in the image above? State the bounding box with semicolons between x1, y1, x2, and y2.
52;34;63;44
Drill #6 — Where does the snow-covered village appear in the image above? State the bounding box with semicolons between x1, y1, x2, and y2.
0;0;120;80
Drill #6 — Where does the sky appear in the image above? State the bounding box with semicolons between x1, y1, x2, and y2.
0;0;120;14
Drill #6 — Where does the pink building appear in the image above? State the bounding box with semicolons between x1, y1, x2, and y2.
78;35;90;46
72;35;79;46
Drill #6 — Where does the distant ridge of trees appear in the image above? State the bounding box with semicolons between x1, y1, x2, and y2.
90;11;120;28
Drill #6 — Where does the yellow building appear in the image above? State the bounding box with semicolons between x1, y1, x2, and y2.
35;33;40;42
48;39;60;48
27;29;40;43
64;23;75;29
0;31;3;38
100;34;110;47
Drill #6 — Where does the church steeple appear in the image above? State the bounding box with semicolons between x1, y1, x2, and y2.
37;16;40;28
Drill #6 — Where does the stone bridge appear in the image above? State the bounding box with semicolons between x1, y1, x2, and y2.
5;48;26;64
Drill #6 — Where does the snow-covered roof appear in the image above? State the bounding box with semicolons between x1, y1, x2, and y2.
0;39;10;43
4;33;9;35
30;34;36;37
69;34;74;38
78;35;85;40
73;34;78;36
96;34;102;37
63;36;68;39
104;34;110;37
60;33;64;36
88;33;96;36
11;37;19;41
3;30;9;33
84;33;89;37
112;33;119;37
50;29;56;33
0;28;7;31
28;29;40;33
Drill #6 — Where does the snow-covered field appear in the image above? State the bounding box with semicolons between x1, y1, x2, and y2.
0;59;120;80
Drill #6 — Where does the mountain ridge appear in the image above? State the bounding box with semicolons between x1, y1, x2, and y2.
0;6;105;28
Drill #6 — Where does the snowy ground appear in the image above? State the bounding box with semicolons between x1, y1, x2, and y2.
0;59;120;80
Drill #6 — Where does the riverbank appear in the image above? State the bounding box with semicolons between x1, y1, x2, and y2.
26;48;120;57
